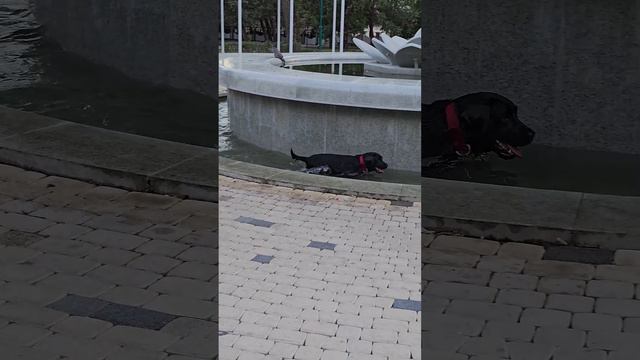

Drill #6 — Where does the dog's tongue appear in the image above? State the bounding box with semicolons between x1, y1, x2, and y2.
506;144;523;158
375;168;385;173
497;140;523;158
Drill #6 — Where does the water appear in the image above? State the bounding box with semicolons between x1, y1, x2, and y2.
423;145;640;196
0;0;217;148
291;63;365;76
219;101;420;185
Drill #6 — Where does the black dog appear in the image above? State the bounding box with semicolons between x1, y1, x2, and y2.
291;149;388;177
423;92;535;167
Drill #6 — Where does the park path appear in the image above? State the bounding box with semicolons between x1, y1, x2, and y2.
0;163;217;359
422;230;640;359
219;176;421;360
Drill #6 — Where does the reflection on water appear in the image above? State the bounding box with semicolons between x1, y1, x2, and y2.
0;0;217;148
291;63;365;76
423;145;640;196
219;100;420;185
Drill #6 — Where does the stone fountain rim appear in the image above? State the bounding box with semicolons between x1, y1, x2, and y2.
219;52;420;112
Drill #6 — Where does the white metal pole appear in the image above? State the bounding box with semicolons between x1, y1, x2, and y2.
220;0;225;53
237;0;242;53
339;0;345;52
331;0;336;53
277;0;281;50
289;0;294;53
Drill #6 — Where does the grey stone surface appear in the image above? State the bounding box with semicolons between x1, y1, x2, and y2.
0;106;217;202
422;0;640;155
228;90;420;171
92;303;178;330
33;0;217;98
47;294;109;317
219;157;419;202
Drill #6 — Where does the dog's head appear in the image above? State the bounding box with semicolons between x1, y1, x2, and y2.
457;92;535;159
363;152;388;173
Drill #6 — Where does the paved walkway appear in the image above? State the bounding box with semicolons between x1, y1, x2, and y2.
0;163;217;359
422;230;640;359
219;176;421;360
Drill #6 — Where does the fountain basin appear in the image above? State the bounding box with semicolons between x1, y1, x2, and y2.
219;52;420;171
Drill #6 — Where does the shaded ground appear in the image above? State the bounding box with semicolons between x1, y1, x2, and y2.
0;163;217;359
422;229;640;359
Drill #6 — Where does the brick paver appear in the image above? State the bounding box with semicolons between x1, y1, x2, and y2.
0;164;217;359
219;176;421;360
422;227;640;359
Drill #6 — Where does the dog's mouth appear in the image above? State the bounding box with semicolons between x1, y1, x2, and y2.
494;139;522;159
375;167;385;173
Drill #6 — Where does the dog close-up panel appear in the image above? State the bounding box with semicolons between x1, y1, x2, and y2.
422;1;640;359
218;1;421;359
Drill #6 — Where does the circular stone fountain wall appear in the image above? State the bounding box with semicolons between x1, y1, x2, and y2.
219;52;420;171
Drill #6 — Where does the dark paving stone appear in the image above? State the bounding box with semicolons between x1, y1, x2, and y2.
543;246;614;265
235;216;274;228
390;200;414;207
0;230;46;247
307;241;336;251
91;303;177;330
47;294;109;317
392;299;421;312
251;255;273;264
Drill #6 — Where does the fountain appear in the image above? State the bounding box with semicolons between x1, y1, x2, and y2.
219;35;421;174
354;29;421;80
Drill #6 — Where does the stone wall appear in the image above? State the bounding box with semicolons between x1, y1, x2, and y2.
229;91;421;172
34;0;218;98
422;0;640;154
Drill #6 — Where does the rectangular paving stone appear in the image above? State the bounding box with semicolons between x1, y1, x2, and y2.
144;295;216;319
0;212;54;233
431;236;500;256
79;229;149;250
447;299;521;322
0;323;52;346
391;299;421;312
425;282;497;301
149;276;216;300
543;246;614;265
308;241;337;251
47;294;109;317
31;237;100;257
33;332;115;358
98;325;179;350
50;316;113;339
30;206;94;225
252;255;274;264
92;302;178;330
37;273;115;297
0;302;68;326
236;216;275;228
30;250;100;276
87;264;161;288
0;230;46;247
83;214;153;234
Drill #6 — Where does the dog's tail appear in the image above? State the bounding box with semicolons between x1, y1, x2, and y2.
290;148;307;163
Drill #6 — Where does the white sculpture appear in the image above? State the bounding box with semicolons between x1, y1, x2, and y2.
354;28;421;68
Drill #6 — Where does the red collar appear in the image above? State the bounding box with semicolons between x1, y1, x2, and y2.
445;102;471;156
358;155;368;173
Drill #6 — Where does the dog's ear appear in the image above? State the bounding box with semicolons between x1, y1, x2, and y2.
461;104;492;134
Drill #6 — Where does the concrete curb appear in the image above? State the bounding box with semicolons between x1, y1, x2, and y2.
422;177;640;249
220;157;421;203
0;106;217;202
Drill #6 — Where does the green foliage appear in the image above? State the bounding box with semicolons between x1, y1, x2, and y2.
222;0;420;48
